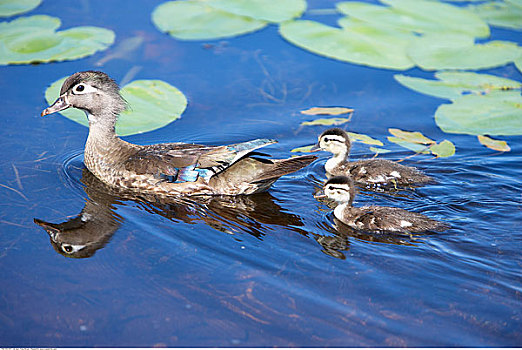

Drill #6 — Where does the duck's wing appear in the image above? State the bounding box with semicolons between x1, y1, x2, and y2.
124;139;276;183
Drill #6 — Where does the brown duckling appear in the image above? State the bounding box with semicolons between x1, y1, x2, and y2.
322;176;448;233
312;128;432;186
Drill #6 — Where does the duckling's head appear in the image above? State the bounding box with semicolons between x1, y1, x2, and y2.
313;128;351;157
323;175;355;205
42;71;126;124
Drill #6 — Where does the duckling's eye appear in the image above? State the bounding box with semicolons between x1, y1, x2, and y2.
62;244;73;253
76;84;84;92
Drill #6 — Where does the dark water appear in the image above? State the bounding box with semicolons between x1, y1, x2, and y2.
1;0;521;347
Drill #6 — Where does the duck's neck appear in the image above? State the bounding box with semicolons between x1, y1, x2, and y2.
84;111;133;174
325;150;348;173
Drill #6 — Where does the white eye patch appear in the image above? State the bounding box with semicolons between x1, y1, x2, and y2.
321;135;346;143
61;243;86;254
71;83;97;95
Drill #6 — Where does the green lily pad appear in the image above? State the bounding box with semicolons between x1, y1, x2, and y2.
430;140;455;158
347;132;383;146
0;0;41;17
204;0;306;23
336;0;489;38
435;90;522;136
45;77;187;136
469;1;522;30
407;34;521;71
279;20;414;70
477;135;511;152
0;15;114;65
301;116;352;126
394;71;522;100
151;0;267;40
516;56;522;74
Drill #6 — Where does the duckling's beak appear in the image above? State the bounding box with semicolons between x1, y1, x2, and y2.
309;143;322;152
41;95;70;116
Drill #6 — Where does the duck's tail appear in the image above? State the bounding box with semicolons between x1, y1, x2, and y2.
209;155;317;195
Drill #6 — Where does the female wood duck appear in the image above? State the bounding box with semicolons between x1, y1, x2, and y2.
312;128;432;186
321;176;448;233
42;71;316;196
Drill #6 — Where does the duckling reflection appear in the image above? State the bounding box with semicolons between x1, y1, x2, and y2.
34;168;307;258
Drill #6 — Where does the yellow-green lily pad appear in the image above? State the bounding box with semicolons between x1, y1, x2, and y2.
347;132;383;146
151;0;267;40
0;0;41;17
477;135;511;152
45;77;187;136
291;145;315;153
387;137;431;154
301;117;352;126
435;90;522;136
301;106;354;116
407;34;521;71
430;140;456;158
370;146;391;154
0;15;114;65
394;71;522;100
388;128;435;144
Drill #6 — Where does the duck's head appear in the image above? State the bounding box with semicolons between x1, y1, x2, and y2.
312;128;351;156
323;175;355;205
41;71;126;124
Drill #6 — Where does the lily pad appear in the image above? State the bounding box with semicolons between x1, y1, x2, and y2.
0;15;114;65
291;145;315;153
435;90;522;136
301;106;354;116
301;116;352;126
387;137;431;154
394;71;522;100
204;0;306;23
469;1;522;30
347;132;383;146
407;34;521;71
151;1;267;40
0;0;41;17
388;128;435;144
369;146;391;154
337;0;489;38
279;20;414;70
430;140;456;158
45;77;187;136
477;135;511;152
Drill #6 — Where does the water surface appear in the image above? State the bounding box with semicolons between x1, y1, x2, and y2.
0;0;521;347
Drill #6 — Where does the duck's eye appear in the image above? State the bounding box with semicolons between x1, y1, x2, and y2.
62;244;73;253
72;83;96;94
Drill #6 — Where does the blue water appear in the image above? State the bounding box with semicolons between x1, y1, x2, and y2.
0;0;521;347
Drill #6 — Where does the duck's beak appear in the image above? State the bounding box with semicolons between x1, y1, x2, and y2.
309;143;322;152
41;95;70;116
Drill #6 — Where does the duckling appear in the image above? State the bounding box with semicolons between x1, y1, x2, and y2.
42;71;316;196
312;128;432;186
322;176;448;233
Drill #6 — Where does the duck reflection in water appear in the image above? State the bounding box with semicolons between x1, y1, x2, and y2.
34;168;307;259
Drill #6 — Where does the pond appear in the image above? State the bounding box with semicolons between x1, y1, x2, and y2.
0;0;521;347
